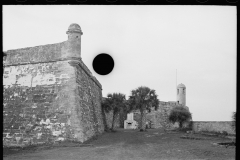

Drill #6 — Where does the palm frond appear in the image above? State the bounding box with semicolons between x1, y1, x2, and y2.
128;86;159;113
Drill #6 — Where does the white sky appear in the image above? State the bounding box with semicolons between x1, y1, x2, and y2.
3;5;236;121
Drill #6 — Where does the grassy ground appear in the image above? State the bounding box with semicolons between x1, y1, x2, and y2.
3;128;235;160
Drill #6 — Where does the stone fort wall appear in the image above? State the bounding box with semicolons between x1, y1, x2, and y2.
3;25;104;147
193;121;235;135
129;101;188;129
148;101;189;129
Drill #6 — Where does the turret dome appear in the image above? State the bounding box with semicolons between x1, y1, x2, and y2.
177;83;186;88
67;23;83;34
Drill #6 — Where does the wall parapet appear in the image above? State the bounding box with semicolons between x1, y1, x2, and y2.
4;47;102;90
4;42;64;65
4;39;81;66
159;101;184;107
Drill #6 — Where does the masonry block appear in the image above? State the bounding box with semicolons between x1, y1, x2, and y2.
3;23;104;147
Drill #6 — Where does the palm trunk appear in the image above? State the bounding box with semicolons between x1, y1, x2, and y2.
111;111;115;130
142;108;146;130
139;110;143;130
101;106;109;131
140;107;146;131
119;110;126;128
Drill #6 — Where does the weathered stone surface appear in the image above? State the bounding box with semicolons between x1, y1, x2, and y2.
3;61;103;146
3;23;104;147
145;101;189;129
3;61;75;146
193;121;235;135
73;61;104;141
4;41;84;66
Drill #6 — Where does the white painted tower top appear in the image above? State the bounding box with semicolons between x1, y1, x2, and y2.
177;83;186;88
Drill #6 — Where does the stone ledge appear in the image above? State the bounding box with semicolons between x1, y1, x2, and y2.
4;40;82;66
4;57;80;67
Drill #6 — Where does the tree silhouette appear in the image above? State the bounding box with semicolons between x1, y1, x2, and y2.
102;93;127;131
168;106;192;128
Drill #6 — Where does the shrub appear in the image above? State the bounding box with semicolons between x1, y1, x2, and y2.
168;106;192;129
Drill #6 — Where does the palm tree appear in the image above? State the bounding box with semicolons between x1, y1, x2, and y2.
128;86;159;131
102;93;127;131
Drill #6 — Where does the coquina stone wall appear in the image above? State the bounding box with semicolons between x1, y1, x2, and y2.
193;121;235;135
3;23;104;147
145;101;190;129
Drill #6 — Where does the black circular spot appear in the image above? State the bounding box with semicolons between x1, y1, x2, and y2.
92;53;114;75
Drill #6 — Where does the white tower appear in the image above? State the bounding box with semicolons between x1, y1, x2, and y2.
177;83;186;106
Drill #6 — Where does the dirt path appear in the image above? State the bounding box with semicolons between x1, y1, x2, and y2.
3;129;235;160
